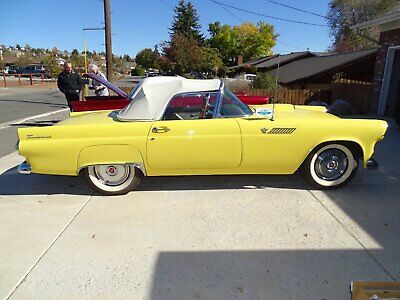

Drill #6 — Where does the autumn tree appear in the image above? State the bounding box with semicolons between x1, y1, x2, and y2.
328;0;398;52
162;34;203;74
208;21;277;66
135;48;159;69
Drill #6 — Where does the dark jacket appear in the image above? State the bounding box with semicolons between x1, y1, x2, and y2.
57;71;84;94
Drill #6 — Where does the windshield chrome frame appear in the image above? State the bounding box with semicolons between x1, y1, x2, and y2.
214;86;253;119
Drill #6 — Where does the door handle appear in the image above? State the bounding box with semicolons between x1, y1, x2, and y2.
152;126;170;133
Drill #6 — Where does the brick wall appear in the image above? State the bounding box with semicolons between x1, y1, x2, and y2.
370;28;400;114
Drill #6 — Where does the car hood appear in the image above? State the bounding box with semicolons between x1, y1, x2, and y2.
250;104;338;120
84;73;128;98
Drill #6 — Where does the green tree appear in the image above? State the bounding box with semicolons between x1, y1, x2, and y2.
328;0;398;52
123;54;131;61
200;46;223;74
41;55;62;78
71;49;79;56
69;49;85;71
170;0;203;43
135;48;159;69
208;22;277;66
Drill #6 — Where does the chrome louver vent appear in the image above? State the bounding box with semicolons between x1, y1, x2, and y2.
267;127;296;135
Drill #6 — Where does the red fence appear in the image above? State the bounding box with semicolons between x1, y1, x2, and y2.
1;73;52;87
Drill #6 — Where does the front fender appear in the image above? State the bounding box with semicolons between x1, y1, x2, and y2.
77;144;145;175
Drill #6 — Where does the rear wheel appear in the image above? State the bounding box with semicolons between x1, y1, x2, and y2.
83;164;141;195
301;143;358;189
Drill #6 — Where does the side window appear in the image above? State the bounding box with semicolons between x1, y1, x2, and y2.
162;93;217;120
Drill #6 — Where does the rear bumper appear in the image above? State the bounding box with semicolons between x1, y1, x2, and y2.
366;158;379;170
18;161;31;174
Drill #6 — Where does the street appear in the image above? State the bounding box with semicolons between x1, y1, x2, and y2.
0;87;69;157
0;87;399;299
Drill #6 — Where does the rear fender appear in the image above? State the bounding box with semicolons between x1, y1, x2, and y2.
77;144;146;175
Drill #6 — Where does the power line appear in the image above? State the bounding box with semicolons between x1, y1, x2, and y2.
209;0;328;27
276;40;307;51
264;0;327;19
213;1;246;23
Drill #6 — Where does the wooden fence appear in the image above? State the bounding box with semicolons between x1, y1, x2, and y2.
233;88;331;105
331;79;372;114
233;78;373;113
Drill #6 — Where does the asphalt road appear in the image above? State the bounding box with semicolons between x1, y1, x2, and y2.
0;87;67;123
112;75;143;88
0;87;69;157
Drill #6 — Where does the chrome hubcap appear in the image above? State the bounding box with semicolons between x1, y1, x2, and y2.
315;149;348;181
94;165;130;186
106;166;118;176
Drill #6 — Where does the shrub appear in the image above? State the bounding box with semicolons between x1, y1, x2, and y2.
251;72;278;89
131;68;145;76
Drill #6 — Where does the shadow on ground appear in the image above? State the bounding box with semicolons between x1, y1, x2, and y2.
148;249;393;300
0;165;308;196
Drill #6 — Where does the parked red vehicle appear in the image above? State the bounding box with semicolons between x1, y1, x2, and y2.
70;74;268;112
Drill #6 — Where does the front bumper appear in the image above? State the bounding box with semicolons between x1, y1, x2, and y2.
366;158;379;170
18;161;31;174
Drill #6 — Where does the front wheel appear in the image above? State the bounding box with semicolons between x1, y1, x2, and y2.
301;144;358;189
83;164;141;196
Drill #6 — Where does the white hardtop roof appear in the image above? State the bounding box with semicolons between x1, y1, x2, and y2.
117;76;222;121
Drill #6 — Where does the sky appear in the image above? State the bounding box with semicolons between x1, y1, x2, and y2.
0;0;332;56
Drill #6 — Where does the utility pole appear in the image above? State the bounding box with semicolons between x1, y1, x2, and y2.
104;0;113;80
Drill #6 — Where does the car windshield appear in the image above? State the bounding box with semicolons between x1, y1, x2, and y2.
219;88;253;117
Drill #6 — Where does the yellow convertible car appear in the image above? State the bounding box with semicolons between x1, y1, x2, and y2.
17;77;387;195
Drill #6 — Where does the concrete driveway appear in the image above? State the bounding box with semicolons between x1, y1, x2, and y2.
0;122;399;299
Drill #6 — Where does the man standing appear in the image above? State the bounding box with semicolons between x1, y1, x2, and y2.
57;62;84;110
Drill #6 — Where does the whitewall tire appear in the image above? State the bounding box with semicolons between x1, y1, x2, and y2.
301;144;358;189
83;164;141;195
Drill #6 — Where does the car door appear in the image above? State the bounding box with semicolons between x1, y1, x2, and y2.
146;92;242;170
237;116;302;174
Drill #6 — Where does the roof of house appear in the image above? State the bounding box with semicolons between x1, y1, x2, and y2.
254;51;315;69
240;55;278;67
117;77;222;121
267;48;377;84
230;51;322;72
